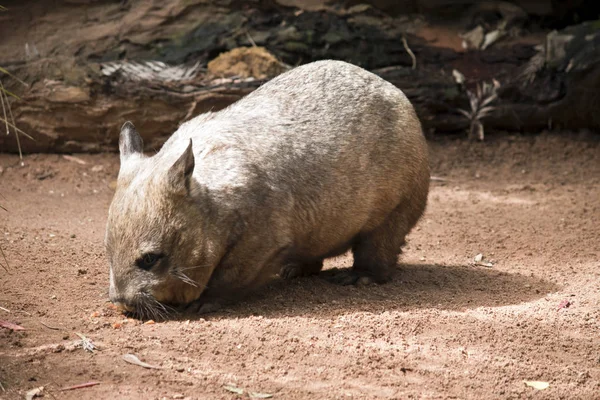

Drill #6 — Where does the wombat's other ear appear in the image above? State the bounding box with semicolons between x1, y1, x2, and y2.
119;121;143;162
167;139;195;195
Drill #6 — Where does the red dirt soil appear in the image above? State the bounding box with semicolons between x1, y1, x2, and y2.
0;132;599;399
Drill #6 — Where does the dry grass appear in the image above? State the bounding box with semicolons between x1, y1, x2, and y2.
0;5;29;271
0;67;31;163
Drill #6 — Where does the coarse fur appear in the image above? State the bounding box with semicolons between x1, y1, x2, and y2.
105;60;430;319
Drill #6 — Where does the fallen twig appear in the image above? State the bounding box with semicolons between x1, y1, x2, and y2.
0;245;8;272
60;381;101;391
402;36;417;70
62;155;87;165
0;306;9;313
40;321;61;330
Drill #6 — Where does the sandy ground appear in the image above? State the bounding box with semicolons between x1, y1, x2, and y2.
0;132;599;399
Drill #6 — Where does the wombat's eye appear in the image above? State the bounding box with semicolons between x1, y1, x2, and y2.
136;253;164;271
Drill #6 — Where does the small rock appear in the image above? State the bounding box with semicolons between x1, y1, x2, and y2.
172;394;185;399
474;253;483;262
175;367;185;372
91;165;105;172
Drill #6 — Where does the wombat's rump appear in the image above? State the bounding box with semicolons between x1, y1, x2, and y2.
105;60;429;317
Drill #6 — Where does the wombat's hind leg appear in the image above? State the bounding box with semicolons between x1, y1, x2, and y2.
328;201;418;286
280;260;324;280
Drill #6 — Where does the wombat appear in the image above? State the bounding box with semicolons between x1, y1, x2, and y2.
106;60;429;318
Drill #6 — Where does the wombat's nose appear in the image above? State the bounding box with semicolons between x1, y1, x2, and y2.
113;301;134;313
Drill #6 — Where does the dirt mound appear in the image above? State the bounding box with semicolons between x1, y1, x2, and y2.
207;47;287;80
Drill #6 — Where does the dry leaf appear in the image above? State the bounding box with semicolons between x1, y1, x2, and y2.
26;386;44;400
250;392;273;399
112;322;122;329
144;320;155;325
223;385;244;395
122;354;163;369
524;380;549;390
0;320;25;331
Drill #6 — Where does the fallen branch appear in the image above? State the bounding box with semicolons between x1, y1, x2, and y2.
60;381;101;391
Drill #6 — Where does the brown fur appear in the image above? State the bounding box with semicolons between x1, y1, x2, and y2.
105;60;430;318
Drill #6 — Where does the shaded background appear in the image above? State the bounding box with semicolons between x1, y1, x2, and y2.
1;0;599;152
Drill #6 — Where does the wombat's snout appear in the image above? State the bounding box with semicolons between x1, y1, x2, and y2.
110;294;135;313
112;300;135;313
109;285;136;313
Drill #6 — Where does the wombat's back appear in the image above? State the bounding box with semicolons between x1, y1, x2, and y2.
162;60;429;260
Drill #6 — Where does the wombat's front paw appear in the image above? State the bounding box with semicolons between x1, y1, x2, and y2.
280;261;324;280
324;268;376;286
184;300;221;315
280;263;304;280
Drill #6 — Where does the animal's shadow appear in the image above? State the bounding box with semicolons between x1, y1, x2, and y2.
183;263;558;320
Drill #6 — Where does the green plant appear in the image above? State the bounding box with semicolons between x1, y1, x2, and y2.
453;68;500;141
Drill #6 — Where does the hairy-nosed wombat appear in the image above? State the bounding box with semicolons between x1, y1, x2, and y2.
106;60;429;318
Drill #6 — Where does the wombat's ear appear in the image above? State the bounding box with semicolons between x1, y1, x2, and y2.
119;121;143;162
167;139;195;195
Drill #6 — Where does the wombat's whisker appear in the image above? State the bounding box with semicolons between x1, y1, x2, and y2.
138;293;160;321
142;292;176;320
177;264;211;272
171;269;199;288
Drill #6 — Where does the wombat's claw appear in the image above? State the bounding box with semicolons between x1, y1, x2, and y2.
325;269;375;286
184;301;221;315
279;264;303;280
